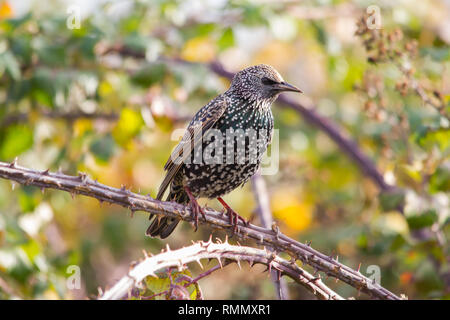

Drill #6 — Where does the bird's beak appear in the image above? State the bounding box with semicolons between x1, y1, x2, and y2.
274;81;302;93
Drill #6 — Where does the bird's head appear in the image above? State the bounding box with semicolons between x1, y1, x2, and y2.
230;64;302;102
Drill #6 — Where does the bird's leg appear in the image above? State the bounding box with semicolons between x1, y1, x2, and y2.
184;186;206;232
217;197;249;233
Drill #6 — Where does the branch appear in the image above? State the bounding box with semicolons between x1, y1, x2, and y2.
0;161;401;300
0;111;119;127
251;172;290;300
100;240;344;300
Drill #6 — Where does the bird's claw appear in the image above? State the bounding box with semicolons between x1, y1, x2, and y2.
224;207;248;234
189;200;206;232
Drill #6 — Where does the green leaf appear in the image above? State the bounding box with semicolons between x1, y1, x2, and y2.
379;190;405;212
406;210;438;230
429;166;450;193
0;125;33;160
89;134;116;164
218;28;235;51
130;62;167;87
18;186;39;213
0;51;21;81
416;128;450;152
31;68;56;107
0;13;31;32
144;275;171;298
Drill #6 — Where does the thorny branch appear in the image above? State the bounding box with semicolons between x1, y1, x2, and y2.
100;240;344;300
0;161;401;300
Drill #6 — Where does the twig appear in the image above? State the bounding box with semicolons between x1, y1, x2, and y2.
100;240;344;300
0;161;401;300
251;172;290;300
0;111;119;127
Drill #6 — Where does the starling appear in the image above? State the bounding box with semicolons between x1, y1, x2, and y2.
146;64;302;238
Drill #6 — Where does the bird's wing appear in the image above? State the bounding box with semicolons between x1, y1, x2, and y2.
156;96;229;200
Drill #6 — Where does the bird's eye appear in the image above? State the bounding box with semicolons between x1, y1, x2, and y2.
261;77;278;85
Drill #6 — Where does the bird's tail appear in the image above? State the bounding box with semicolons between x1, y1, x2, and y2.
145;182;188;239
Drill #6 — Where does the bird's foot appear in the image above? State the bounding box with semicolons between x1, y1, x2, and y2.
217;197;248;234
184;186;206;232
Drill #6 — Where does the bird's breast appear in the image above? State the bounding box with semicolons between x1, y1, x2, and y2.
182;100;274;198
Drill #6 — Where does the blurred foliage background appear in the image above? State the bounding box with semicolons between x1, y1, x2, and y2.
0;0;449;300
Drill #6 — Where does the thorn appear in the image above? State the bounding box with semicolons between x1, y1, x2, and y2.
306;240;312;246
236;260;241;270
166;244;171;252
328;250;335;261
306;276;321;284
42;169;50;175
9;157;18;168
357;262;362;273
217;257;223;269
142;250;149;258
78;172;87;182
11;182;15;191
70;192;75;200
196;259;204;269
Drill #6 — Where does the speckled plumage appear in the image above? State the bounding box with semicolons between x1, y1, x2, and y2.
146;64;301;238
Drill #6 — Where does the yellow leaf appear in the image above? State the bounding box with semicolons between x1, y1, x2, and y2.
271;189;313;233
181;37;216;62
73;119;93;137
0;1;13;19
112;107;144;147
98;80;114;97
